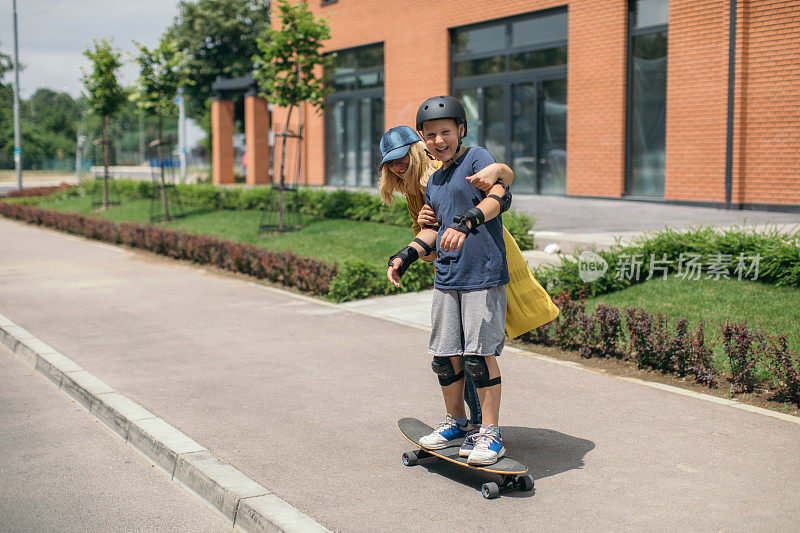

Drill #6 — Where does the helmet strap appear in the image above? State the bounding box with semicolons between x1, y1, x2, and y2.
446;122;465;164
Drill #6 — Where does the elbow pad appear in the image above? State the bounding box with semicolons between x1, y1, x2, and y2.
449;206;485;235
388;245;419;277
488;188;512;213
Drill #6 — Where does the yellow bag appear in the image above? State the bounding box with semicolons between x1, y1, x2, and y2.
502;226;560;338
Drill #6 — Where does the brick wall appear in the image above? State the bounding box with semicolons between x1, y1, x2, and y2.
290;0;568;186
665;0;729;203
566;0;628;197
266;0;800;208
733;0;800;206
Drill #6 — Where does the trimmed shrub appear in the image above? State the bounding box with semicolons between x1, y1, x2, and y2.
535;224;800;299
765;335;800;404
63;179;535;248
590;304;623;358
721;319;766;393
551;292;589;350
2;182;75;199
327;259;434;303
503;209;537;251
688;322;717;387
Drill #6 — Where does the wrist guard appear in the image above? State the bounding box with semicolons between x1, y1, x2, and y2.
448;206;485;235
488;188;512;213
388;245;419;277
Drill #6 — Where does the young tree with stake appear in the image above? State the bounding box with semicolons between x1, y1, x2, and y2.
81;39;127;211
132;38;190;222
252;0;333;230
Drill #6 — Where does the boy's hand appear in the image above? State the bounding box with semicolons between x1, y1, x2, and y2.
465;164;500;192
418;204;437;228
387;258;402;288
440;227;467;252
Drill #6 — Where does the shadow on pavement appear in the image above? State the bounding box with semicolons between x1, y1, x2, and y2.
404;427;595;498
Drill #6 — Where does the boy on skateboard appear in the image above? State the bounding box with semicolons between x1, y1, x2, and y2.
387;96;511;466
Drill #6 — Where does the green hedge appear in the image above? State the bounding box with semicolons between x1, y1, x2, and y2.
535;225;800;298
59;179;535;249
328;260;434;302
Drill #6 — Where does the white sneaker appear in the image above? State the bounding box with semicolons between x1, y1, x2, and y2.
467;426;505;465
418;415;470;450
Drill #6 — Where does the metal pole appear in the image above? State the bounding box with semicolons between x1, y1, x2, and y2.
12;0;22;189
177;89;187;183
138;111;145;164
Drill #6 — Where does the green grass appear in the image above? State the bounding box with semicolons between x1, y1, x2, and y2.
36;196;414;266
586;275;800;374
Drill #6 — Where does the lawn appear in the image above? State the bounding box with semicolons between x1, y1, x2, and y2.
35;196;414;266
585;275;800;372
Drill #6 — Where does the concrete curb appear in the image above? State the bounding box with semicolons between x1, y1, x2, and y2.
0;313;329;533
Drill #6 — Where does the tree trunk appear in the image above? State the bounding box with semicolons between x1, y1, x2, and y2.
277;105;294;232
102;116;109;211
158;116;171;222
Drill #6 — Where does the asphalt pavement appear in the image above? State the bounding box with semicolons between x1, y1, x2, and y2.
0;341;229;532
1;217;799;531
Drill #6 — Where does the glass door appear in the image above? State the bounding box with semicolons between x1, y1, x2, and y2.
460;74;567;194
326;94;383;186
538;78;568;194
511;82;537;193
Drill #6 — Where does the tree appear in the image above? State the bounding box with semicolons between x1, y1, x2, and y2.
81;39;127;210
132;38;190;222
0;41;12;83
252;0;333;230
165;0;271;138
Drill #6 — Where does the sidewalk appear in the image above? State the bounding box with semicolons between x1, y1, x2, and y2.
1;217;799;531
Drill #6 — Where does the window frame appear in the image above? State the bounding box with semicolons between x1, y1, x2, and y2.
450;7;569;80
324;42;385;186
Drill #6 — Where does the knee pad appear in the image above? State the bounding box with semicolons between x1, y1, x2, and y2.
464;355;502;388
431;356;464;386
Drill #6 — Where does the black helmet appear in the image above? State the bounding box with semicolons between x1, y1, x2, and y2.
415;95;467;137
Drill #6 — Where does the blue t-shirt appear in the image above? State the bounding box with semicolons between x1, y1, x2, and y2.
425;146;509;291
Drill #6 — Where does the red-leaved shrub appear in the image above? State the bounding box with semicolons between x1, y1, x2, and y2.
0;202;336;295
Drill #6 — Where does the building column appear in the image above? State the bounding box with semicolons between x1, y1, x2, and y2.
244;91;271;185
211;96;234;185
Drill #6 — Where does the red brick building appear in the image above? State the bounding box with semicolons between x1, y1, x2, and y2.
213;0;799;211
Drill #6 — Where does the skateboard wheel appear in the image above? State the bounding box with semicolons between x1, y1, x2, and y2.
402;451;418;467
519;475;534;492
481;482;500;499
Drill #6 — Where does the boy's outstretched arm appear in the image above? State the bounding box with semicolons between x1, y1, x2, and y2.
440;181;510;252
387;227;438;288
465;162;515;191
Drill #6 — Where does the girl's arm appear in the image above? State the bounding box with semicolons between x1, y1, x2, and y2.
465;162;515;191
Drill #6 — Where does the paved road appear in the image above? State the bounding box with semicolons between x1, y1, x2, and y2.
1;217;799;531
0;342;229;532
512;194;800;233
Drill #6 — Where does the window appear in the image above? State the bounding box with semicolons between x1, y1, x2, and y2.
325;43;384;187
451;9;568;194
626;0;668;197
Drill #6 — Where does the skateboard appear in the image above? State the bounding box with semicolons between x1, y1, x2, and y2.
397;417;534;499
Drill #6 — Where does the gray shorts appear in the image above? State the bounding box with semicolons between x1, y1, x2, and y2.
428;285;507;357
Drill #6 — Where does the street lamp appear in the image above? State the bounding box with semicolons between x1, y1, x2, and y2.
12;0;22;189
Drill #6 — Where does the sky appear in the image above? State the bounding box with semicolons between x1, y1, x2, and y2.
0;0;182;98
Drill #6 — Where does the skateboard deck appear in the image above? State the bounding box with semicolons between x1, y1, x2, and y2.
397;417;533;498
